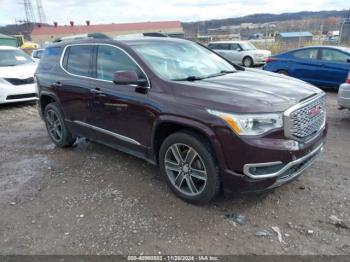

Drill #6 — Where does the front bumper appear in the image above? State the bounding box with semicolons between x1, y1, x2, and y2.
219;125;327;194
254;57;268;64
338;83;350;109
244;142;323;189
0;83;37;104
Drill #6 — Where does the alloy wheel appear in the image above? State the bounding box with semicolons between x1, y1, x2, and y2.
164;143;207;196
243;57;253;67
46;109;63;143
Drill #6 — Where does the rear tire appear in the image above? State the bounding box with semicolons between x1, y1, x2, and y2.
242;56;253;67
44;102;76;148
159;130;220;204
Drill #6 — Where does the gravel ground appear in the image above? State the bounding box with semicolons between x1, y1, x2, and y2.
0;91;349;255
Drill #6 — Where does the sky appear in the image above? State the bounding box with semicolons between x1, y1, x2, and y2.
0;0;348;26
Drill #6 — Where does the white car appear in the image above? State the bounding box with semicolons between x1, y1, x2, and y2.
338;72;350;110
0;46;38;104
208;41;271;67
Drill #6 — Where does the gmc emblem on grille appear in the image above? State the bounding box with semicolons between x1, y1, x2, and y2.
308;105;322;117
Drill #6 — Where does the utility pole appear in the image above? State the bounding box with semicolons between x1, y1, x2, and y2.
23;0;36;23
36;0;47;24
339;7;350;45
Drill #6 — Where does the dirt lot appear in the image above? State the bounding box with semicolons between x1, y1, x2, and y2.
0;91;349;255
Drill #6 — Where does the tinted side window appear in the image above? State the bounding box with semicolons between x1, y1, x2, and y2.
230;44;240;50
216;44;230;50
96;45;144;81
208;44;217;49
64;45;94;77
321;49;350;63
37;47;62;72
293;49;318;59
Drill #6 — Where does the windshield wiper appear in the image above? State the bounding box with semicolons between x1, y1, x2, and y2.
172;70;236;82
203;70;236;79
172;76;205;81
220;70;235;74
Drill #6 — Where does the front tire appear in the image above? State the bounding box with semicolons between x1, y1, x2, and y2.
44;102;76;148
243;56;253;67
159;131;220;204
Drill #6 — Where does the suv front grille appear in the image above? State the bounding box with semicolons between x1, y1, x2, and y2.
4;77;34;85
284;94;326;141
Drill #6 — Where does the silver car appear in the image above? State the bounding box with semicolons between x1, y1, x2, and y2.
208;41;271;67
338;74;350;109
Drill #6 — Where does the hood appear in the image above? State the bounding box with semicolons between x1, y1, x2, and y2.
0;63;37;79
172;69;322;113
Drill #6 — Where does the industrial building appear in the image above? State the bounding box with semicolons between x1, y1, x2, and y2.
275;32;313;45
31;21;184;45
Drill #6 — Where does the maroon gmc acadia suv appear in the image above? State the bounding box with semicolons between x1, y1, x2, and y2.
36;38;327;204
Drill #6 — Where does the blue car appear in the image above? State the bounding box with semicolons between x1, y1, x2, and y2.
263;46;350;88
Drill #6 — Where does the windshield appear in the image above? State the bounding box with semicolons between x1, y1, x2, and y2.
0;49;34;67
131;41;236;81
240;42;257;51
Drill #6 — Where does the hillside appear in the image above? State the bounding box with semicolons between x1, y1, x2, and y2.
182;10;349;35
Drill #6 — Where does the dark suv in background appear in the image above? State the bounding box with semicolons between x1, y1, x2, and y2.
36;38;327;204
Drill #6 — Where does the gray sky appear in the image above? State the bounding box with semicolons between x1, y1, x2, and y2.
0;0;348;25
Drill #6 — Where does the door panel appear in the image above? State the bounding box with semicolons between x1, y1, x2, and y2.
213;43;237;62
318;48;350;87
58;45;95;127
88;44;154;149
288;48;324;86
229;43;243;62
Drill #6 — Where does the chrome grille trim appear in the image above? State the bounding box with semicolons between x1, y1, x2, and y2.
284;93;326;142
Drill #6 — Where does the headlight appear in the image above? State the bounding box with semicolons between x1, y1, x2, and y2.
207;109;283;136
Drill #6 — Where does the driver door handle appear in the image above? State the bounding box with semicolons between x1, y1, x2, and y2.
90;88;106;96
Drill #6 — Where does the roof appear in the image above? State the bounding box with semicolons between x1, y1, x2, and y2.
278;32;313;38
47;37;188;49
32;21;182;36
293;45;350;53
0;33;15;39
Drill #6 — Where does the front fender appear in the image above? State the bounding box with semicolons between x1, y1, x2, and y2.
151;114;228;172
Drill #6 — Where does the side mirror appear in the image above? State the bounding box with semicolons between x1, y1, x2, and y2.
113;70;148;87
